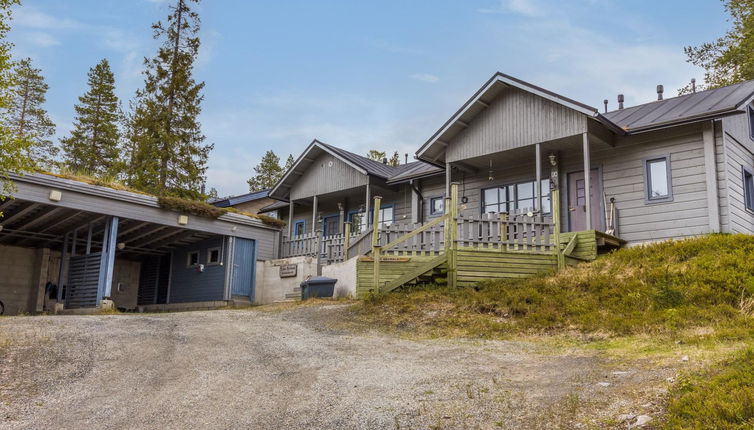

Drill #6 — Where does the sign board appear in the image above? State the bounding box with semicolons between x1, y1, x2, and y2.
279;264;297;278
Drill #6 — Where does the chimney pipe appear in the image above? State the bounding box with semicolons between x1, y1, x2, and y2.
617;94;624;110
691;78;696;93
603;99;608;113
657;84;664;101
404;153;408;164
382;157;388;165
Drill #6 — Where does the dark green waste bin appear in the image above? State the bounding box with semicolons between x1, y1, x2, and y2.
300;276;337;300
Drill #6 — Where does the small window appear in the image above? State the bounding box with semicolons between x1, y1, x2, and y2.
645;156;673;202
744;166;754;212
429;197;444;216
207;247;221;265
187;250;199;267
293;220;305;236
748;106;754;140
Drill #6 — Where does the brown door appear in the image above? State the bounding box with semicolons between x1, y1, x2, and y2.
568;169;602;231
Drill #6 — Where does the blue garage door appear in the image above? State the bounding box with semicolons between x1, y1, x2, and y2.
231;238;256;299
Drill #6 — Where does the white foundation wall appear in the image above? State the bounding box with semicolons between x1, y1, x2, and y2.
321;257;357;298
255;256;318;304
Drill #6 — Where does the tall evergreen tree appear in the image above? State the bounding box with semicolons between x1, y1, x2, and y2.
247;150;285;192
681;0;754;93
5;57;57;169
127;0;212;199
60;59;120;177
284;154;294;171
0;0;34;202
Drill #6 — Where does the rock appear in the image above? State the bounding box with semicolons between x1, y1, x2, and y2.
634;415;653;427
597;382;611;387
612;371;629;376
666;376;675;383
681;355;689;362
617;413;636;422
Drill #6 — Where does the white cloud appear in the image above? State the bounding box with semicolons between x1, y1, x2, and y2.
410;73;440;83
20;31;60;47
478;0;545;17
13;6;82;30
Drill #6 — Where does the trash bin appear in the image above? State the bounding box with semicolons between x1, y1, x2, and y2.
300;276;337;300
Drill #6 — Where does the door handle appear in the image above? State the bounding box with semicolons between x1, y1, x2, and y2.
568;207;576;212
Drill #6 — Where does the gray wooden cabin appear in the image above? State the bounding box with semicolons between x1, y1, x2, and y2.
264;72;754;263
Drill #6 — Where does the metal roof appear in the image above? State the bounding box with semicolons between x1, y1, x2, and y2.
386;161;444;184
211;189;270;208
603;80;754;132
258;199;289;213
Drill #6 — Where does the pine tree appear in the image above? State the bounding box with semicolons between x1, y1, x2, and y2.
0;0;34;202
5;57;57;169
285;154;294;171
366;149;386;162
681;0;754;94
247;150;284;192
126;0;212;199
388;151;400;166
60;59;120;177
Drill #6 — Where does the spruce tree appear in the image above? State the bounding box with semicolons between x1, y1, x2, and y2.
0;0;34;202
5;57;57;169
127;0;212;199
247;150;284;192
285;154;294;171
60;59;120;177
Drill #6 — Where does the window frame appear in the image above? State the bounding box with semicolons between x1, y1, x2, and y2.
186;250;200;268
293;220;306;236
207;247;221;266
743;166;754;213
377;204;394;228
748;106;754;141
481;179;552;216
643;155;674;203
347;210;367;234
428;196;445;217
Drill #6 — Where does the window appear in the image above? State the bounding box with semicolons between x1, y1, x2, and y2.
293;220;306;236
186;250;199;267
645;156;672;202
378;205;394;227
748;106;754;140
207;247;220;265
347;211;367;234
744;166;754;211
429;197;444;216
482;179;551;215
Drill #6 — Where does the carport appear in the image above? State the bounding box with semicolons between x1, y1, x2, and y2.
0;173;280;314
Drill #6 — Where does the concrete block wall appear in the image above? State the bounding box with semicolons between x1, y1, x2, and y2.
255;256;317;304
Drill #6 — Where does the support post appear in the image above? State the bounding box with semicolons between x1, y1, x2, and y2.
97;216;119;304
338;203;345;235
364;182;371;228
702;120;721;233
343;222;351;261
287;201;294;238
535;143;542;213
553;189;564;270
311;195;318;234
582;132;592;230
445;162;451;196
448;183;459;288
57;232;69;303
371;196;382;293
85;222;93;254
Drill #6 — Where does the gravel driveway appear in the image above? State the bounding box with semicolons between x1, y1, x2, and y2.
0;304;672;429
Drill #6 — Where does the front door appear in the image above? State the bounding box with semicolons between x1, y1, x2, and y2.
322;215;339;237
568;169;602;231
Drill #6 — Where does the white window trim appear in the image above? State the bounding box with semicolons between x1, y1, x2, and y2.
643;155;674;203
207;247;221;266
743;165;754;213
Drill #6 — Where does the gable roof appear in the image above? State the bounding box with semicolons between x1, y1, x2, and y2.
317;142;397;178
386;161;444;184
415;72;625;164
603;80;754;132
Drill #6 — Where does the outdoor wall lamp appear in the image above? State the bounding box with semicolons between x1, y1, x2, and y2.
178;215;189;225
487;159;494;181
117;242;125;250
49;189;62;202
548;153;558;167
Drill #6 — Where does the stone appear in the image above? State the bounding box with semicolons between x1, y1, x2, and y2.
617;413;635;422
597;382;611;387
681;355;689;362
634;415;653;427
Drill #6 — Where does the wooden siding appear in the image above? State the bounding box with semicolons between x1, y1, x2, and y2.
722;114;754;234
169;236;228;303
290;153;368;200
446;86;588;163
456;249;558;287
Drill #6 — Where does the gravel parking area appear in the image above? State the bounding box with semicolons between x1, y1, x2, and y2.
0;304;672;429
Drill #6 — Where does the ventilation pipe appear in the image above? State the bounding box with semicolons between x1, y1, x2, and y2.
657;84;664;101
382;157;388;164
691;78;697;93
603;99;608;113
618;94;624;110
405;153;408;164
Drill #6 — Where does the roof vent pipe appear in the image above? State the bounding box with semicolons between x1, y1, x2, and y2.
603;99;608;113
657;84;664;101
691;78;696;93
382;157;388;164
405;153;408;164
618;94;624;110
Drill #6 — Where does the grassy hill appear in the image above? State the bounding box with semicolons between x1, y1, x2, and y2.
352;234;754;429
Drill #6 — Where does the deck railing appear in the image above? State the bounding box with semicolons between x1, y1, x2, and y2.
455;212;555;252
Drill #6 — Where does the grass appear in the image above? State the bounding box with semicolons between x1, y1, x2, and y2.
355;234;754;339
662;348;754;429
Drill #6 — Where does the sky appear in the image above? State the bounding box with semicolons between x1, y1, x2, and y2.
8;0;731;196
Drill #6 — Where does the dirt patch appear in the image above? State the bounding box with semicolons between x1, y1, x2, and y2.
0;305;678;429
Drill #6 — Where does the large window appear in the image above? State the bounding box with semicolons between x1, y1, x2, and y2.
645;156;672;202
429;197;444;216
482;179;551;215
744;166;754;212
378;205;394;227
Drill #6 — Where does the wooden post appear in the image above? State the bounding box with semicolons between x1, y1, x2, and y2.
449;183;459;288
371;196;382;293
343;222;351;261
553;188;564;270
582;132;592;230
364;182;371;228
312;195;318;234
287;201;294;238
535;143;542;213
